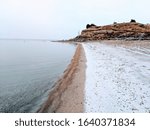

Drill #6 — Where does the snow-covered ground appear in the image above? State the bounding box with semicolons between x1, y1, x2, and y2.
83;42;150;113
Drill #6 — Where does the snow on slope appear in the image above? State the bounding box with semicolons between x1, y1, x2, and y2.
83;42;150;113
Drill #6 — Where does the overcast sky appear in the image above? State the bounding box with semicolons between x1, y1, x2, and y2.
0;0;150;40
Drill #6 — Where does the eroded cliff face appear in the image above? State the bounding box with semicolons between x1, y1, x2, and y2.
70;22;150;42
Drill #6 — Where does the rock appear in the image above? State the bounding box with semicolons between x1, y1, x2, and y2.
69;21;150;42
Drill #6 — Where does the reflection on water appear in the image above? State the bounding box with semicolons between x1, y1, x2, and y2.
0;40;76;112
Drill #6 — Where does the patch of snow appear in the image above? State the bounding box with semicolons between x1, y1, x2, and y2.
83;42;150;113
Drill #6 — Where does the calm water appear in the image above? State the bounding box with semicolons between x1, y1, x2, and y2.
0;40;76;112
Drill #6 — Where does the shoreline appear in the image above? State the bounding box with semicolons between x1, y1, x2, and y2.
38;40;150;113
38;44;86;113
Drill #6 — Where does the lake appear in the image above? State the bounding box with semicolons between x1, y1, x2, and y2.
0;40;76;112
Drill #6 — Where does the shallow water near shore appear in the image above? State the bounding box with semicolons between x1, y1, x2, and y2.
0;39;76;112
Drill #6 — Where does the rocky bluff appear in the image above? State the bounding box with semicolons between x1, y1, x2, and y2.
70;20;150;42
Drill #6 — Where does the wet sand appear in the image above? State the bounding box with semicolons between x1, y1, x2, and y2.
38;44;86;113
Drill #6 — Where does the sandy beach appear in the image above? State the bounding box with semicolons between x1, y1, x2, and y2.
38;44;86;113
39;40;150;113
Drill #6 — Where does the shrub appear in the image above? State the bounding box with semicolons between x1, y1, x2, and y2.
86;24;96;29
130;19;136;23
